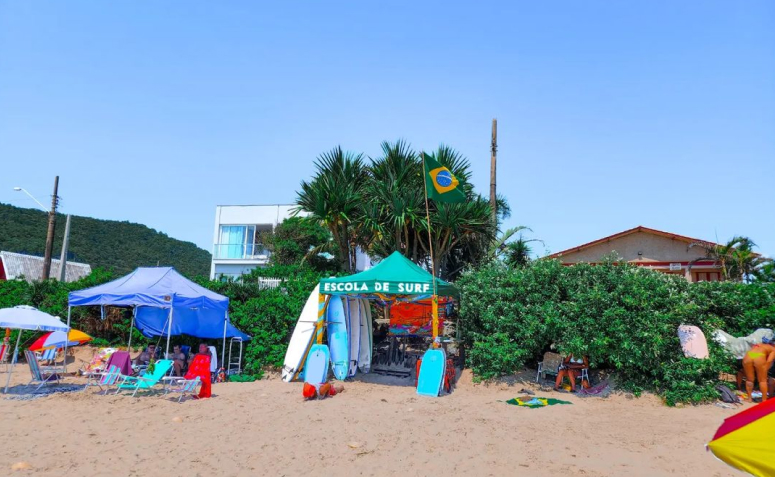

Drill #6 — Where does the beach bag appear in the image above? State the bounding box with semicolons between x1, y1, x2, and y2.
716;385;740;404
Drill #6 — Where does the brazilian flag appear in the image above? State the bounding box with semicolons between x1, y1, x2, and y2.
422;152;465;203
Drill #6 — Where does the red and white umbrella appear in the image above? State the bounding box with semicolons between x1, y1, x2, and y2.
29;329;92;351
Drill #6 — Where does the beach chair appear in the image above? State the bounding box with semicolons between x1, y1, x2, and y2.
164;376;202;403
0;342;9;371
24;350;60;391
536;352;563;382
80;347;116;376
115;360;173;397
86;365;122;395
37;348;58;365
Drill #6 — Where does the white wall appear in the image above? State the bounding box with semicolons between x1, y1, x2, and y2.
213;262;267;279
211;205;304;247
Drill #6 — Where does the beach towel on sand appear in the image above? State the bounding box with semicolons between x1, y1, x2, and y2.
185;355;212;398
105;351;132;376
505;396;571;408
576;380;611;398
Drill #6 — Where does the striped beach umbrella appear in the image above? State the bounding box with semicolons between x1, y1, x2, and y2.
29;329;92;351
708;398;775;476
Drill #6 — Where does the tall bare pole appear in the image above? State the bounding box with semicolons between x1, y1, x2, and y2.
58;214;72;282
420;152;440;346
490;119;498;224
42;176;59;280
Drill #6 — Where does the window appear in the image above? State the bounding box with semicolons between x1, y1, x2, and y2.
217;225;256;259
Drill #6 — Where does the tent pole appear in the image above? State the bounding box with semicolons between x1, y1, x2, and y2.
62;306;72;374
221;311;227;376
127;307;136;352
3;331;23;394
165;299;174;357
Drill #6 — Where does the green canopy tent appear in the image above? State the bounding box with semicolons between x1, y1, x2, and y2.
319;251;458;299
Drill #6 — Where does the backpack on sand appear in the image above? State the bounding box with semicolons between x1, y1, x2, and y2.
716;384;740;404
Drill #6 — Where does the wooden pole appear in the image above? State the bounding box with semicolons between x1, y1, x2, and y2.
42;176;59;280
421;153;440;346
490;119;497;225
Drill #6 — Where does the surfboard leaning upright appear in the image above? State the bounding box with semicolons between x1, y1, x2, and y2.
358;298;372;373
327;296;349;381
282;285;325;382
346;297;362;377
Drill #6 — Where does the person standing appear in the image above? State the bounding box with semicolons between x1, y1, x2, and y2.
742;338;775;402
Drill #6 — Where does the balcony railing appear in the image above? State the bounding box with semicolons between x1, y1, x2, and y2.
213;243;271;260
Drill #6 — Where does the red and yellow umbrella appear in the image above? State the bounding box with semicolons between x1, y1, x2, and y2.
29;329;92;351
708;398;775;476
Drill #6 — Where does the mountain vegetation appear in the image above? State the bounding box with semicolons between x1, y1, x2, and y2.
0;202;211;277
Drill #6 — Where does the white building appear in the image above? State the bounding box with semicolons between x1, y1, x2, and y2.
210;204;371;280
210;204;298;279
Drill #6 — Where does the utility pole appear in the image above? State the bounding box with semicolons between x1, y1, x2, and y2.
58;214;72;282
42;176;59;280
490;118;498;224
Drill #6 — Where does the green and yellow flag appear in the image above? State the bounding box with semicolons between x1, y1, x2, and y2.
422;152;465;203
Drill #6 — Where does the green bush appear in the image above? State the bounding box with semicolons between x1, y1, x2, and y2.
200;264;329;374
457;259;774;405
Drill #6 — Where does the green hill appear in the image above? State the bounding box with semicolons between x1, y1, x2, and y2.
0;202;211;277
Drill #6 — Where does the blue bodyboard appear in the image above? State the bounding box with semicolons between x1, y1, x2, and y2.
304;344;330;384
329;331;349;380
417;348;446;397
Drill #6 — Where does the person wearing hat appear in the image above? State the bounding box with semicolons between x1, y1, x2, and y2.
741;336;775;402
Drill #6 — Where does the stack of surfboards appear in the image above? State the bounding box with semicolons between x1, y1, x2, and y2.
282;286;373;383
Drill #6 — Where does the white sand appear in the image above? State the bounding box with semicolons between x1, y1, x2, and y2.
0;349;742;476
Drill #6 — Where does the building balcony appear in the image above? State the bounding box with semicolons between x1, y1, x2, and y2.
212;243;271;261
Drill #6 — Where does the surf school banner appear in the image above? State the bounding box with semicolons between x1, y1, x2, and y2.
320;280;432;295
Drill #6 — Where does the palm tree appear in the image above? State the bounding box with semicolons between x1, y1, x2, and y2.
416;146;497;278
294;146;367;272
755;262;775;283
489;226;531;259
689;236;773;283
487;226;543;267
297;142;502;280
362;140;424;259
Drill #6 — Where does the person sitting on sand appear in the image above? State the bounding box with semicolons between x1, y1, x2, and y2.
742;338;775;402
133;344;157;367
554;354;590;392
167;345;187;376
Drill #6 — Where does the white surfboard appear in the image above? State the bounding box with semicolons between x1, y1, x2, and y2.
282;285;324;382
358;298;372;373
346;297;361;377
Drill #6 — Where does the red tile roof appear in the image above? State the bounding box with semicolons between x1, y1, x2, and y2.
547;226;719;259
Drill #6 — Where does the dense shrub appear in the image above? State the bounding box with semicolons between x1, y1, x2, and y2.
197;265;329;375
457;259;774;405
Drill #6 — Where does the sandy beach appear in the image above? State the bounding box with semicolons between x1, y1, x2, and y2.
0;351;742;477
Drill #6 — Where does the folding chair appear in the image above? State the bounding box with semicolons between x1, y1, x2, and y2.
24;350;60;391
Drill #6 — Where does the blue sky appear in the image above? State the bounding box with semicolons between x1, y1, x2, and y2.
1;1;773;258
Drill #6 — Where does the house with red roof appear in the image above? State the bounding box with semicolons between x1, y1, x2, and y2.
547;226;724;282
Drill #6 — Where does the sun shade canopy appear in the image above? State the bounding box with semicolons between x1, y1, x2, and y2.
68;267;249;340
319;251;458;298
0;306;69;332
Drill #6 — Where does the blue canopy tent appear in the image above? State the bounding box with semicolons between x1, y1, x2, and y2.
67;267;249;371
